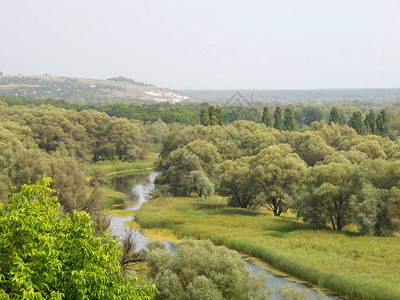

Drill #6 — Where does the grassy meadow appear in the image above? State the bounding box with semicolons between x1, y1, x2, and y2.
85;152;158;175
135;196;400;300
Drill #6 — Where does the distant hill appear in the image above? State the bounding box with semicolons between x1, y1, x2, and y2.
0;75;190;104
180;89;400;105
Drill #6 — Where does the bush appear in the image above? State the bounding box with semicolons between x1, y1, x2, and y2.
144;239;271;300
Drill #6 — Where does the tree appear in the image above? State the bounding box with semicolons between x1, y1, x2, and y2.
299;161;356;230
252;144;307;216
351;140;386;159
364;109;376;135
283;106;297;131
302;105;325;126
350;111;365;135
274;106;283;130
376;109;389;136
199;108;211;126
207;106;223;126
329;107;342;125
189;170;214;198
261;106;272;127
290;132;334;166
145;239;270;300
352;159;400;235
108;117;145;161
217;158;255;208
7;149;89;214
164;148;203;196
0;178;156;299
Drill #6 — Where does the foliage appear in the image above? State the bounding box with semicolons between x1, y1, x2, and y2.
0;178;156;299
274;106;283;130
364;109;376;135
283;106;296;131
299;161;356;230
328;107;342;125
349;111;365;135
199;106;223;126
252;145;306;215
217;158;255;208
262;106;272;127
144;239;271;300
376;108;389;136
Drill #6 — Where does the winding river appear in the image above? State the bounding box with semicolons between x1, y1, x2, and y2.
109;172;342;300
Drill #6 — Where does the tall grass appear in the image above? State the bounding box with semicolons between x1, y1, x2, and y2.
135;196;400;300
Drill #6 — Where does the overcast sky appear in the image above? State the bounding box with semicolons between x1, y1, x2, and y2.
1;0;400;89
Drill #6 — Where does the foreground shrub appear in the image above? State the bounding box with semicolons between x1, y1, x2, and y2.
0;178;156;299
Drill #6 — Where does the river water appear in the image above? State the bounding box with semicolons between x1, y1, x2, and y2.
109;172;342;300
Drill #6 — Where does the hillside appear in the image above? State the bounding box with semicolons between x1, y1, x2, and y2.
0;75;190;104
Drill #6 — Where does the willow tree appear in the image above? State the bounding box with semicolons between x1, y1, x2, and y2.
299;161;356;230
252;144;307;216
217;157;255;208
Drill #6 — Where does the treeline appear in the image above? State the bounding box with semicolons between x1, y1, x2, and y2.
157;121;400;236
0;96;260;125
2;95;400;137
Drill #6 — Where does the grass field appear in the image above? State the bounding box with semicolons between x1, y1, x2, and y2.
135;196;400;300
85;152;158;175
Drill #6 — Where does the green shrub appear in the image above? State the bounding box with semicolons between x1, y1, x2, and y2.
0;178;156;299
144;239;271;300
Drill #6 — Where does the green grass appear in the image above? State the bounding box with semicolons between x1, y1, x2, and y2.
136;196;400;300
85;152;158;175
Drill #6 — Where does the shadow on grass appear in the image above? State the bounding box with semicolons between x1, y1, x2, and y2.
215;208;261;216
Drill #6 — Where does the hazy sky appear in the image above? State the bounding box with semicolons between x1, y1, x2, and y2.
1;0;400;89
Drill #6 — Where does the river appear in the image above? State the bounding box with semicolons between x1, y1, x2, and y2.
109;172;342;300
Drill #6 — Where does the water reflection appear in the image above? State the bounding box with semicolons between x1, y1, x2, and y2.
109;172;164;250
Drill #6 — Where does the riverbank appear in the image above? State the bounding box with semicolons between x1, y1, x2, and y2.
135;196;400;300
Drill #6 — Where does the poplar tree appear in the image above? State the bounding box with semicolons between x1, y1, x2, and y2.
283;106;296;131
350;111;365;135
364;109;376;135
329;107;342;125
200;108;211;126
274;106;283;130
376;109;389;136
261;106;272;127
